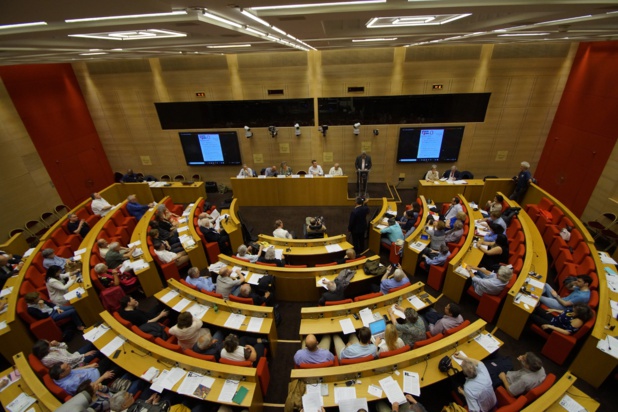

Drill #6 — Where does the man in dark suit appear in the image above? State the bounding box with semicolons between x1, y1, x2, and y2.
355;151;372;195
348;197;369;254
443;165;461;180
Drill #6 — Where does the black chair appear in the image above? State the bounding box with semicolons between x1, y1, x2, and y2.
460;171;474;179
114;172;124;182
260;168;266;175
143;175;158;182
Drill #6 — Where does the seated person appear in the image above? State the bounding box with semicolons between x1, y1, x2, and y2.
148;227;183;254
377;394;427;412
93;263;138;292
280;161;293;176
398;210;417;238
220;333;266;366
489;352;546;397
446;211;467;229
478;222;504;244
32;339;99;369
540;274;591;310
380;218;404;246
169;312;206;350
387;306;426;347
96;239;112;259
328;163;343;176
305;216;327;239
478;234;509;272
485;194;505;214
118;296;169;327
239;284;272;306
425;164;440;181
198;218;232;255
444;220;465;244
153;242;190;267
257;247;284;267
530;303;593;336
468;265;513;296
265;165;278;177
185;267;215;292
149;219;181;246
294;334;335;365
45;265;77;306
121;169;141;183
237;164;254;177
90;192;113;217
318;278;345;306
126;194;154;221
424;220;446;252
192;328;225;359
423;303;464;336
273;219;293;239
67;213;90;238
49;362;115;396
0;254;23;289
41;248;73;271
105;242;137;270
453;352;497;412
308;160;324;176
25;291;84;331
333;326;377;361
216;267;245;299
375;324;405;354
156;204;181;225
482;210;507;232
380;265;410;294
443;165;461;181
236;243;263;263
336;248;356;264
421;243;450;267
443;197;463;221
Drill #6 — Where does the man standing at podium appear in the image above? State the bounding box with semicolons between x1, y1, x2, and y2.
355;151;372;195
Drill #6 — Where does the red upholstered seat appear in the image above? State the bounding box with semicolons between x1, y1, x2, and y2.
323;299;353;306
131;324;155;342
427;247;459;291
154;337;183;354
229;294;255;305
412;334;443;349
256;261;277;267
339;354;374;365
113;311;132;329
17;297;64;342
297;359;336;368
205;242;220;264
496;373;556;407
180;278;198;291
203;290;224;299
183;348;216;362
495;396;527;412
379;344;410;358
353;292;383;302
285;264;308;268
444;320;471;337
315;262;337;267
149;245;181;282
43;374;72;402
28;353;48;377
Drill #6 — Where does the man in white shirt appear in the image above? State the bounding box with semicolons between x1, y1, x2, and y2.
455;352;497;412
237;164;254;177
273;219;293;239
328;163;344;176
443;197;463;222
90;192;112;217
153;243;190;267
308;160;323;176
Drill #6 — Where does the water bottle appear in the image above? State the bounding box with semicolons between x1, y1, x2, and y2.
213;303;218;313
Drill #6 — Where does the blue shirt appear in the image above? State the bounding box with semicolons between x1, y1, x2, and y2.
380;277;410;294
424;252;449;266
43;255;66;270
55;368;100;395
294;348;334;365
564;287;590;305
126;201;149;221
340;343;377;360
185;275;215;292
380;225;404;244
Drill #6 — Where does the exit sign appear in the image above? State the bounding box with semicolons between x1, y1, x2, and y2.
432;84;443;90
195;92;206;97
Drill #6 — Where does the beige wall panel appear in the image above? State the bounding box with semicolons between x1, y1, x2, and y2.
483;77;511;107
503;77;536;108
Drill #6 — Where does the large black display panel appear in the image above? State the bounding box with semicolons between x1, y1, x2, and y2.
318;93;490;125
156;99;314;129
179;131;242;166
397;126;465;163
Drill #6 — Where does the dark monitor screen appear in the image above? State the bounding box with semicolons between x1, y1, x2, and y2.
178;131;242;166
396;126;465;163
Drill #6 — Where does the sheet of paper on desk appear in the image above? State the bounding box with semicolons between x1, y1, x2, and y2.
454;265;470;278
302;393;323;412
0;287;14;298
160;367;186;391
6;392;35;412
172;297;192;312
391;304;405;319
379;376;407;405
160;290;179;303
141;366;160;382
409;241;426;252
0;321;6;330
339;318;356;335
218;379;239;403
527;277;545;289
128;240;142;248
376;224;387;229
63;287;85;301
407;295;426;310
403;371;421;396
559;394;586;412
119;260;132;273
177;226;189;233
225;313;246;329
610;300;618;318
339;398;369;412
359;307;375;327
247;273;264;285
178;372;214;397
150;369;169;393
274;249;284;259
131;259;148;271
599;251;618;265
334;386;356;404
317;277;329;290
368;384;383;398
83;324;110;342
325;244;343;253
606;276;618;292
186;304;209;319
74;248;87;256
597;335;618;359
101;335;126;357
519;295;538;308
247;317;264;332
23;248;34;258
474;334;501;354
305;383;328;396
451;351;468;366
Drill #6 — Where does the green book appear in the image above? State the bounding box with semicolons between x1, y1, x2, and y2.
232;386;249;404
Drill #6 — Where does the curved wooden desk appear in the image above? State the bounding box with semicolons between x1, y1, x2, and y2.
401;196;431;274
231;175;351;206
148;181;205;204
291;319;498;407
368;197;398;254
417;178;486;204
521;372;599;411
0;231;29;257
94;311;261;411
155;279;277;355
220;198;243;253
257;234;352;265
181;199;208;270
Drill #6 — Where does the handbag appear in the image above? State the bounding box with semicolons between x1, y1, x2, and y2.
108;377;132;393
438;355;453;373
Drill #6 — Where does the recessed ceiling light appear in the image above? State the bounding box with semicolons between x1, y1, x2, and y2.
245;27;266;36
202;12;242;28
498;33;550;37
69;29;187;41
251;0;386;11
240;9;271;28
206;44;252;48
352;37;397;42
534;15;592;25
0;21;47;30
65;11;187;23
79;52;108;56
367;14;471;28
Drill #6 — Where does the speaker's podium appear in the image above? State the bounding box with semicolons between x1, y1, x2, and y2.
356;168;370;197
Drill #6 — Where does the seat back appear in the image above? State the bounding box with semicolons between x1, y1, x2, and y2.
496;396;527;412
297;360;336;368
229;295;254;305
379;344;410;358
113;311;133;328
131;325;155;342
179;278;198;291
525;373;556;403
183;348;215;361
43;374;71;402
28;353;49;377
100;286;126;313
324;299;353;306
339;355;374;365
219;357;253;367
444;320;471;336
412;334;443;349
353;292;383;302
154;337;183;353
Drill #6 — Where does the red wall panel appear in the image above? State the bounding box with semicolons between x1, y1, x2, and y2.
0;64;113;207
535;42;618;215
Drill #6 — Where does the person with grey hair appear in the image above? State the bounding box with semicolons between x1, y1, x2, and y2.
216;267;245;298
328;163;343;176
380;217;404;246
94;262;138;291
422;242;450;267
257;246;284;267
318;278;345;306
380;264;410;294
510;161;533;202
444;219;464;243
90;192;112;217
185;266;215;292
67;213;90;238
193;326;225;358
199;216;232;255
387;305;426;346
237;163;254;177
425;164;440;181
41;248;70;270
237;243;263;263
494;352;546;397
126;194;155;221
153;242;190;267
454;352;497;411
280;161;293;176
468;264;513;296
0;254;23;289
105;242;136;270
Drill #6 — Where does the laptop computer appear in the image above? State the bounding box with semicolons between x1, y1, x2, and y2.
369;318;386;342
